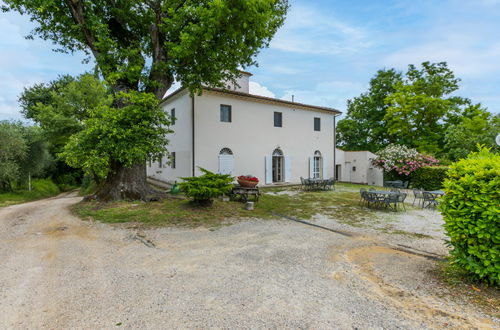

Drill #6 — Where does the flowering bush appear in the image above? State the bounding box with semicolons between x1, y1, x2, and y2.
238;175;259;182
372;144;439;176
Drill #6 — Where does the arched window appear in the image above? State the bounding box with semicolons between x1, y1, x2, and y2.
272;148;283;157
218;148;234;174
314;150;322;157
219;147;233;155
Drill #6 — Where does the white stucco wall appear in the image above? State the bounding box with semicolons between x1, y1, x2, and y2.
147;90;193;183
192;91;336;184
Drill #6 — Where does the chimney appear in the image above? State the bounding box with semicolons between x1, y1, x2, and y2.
224;70;252;93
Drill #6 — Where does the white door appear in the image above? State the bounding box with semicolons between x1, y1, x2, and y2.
345;162;352;182
218;155;234;175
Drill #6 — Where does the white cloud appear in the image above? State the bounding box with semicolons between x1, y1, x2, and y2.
270;4;372;56
249;81;276;98
382;39;500;78
269;65;302;75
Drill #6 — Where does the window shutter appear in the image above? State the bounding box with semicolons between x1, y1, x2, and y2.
322;155;328;179
309;157;314;179
218;155;234;175
265;156;272;184
284;156;291;182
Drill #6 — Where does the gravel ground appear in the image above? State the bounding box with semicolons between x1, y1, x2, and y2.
0;192;497;329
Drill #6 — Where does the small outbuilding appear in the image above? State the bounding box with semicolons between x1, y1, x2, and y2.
335;149;383;186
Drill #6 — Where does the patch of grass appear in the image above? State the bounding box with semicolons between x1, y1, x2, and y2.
72;184;381;229
433;260;500;318
0;179;61;207
73;196;266;228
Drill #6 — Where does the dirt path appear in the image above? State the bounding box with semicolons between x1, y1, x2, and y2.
0;193;497;329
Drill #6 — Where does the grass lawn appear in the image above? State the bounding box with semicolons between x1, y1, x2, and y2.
72;183;405;229
0;179;63;208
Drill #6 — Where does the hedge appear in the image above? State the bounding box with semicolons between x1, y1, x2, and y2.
439;148;500;286
411;166;448;190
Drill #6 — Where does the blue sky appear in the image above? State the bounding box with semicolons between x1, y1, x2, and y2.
1;0;500;120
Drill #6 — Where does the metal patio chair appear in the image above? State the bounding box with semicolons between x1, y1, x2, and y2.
412;188;424;207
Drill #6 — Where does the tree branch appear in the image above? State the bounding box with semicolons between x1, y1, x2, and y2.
64;0;100;60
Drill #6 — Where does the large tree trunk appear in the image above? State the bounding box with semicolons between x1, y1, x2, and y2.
94;162;163;202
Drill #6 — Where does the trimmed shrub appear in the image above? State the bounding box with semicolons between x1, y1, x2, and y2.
411;166;449;190
439;147;500;286
179;168;233;206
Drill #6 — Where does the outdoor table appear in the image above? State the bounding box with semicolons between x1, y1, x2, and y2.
304;178;334;191
363;190;401;210
230;185;260;202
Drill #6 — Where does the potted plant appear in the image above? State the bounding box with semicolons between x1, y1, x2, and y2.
237;175;259;187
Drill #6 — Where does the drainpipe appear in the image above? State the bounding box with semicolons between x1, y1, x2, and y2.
333;114;338;181
191;95;195;176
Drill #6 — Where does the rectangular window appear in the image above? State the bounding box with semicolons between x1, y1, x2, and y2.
158;155;163;168
170;152;176;169
220;105;232;122
170;108;176;125
274;112;282;127
314;117;321;131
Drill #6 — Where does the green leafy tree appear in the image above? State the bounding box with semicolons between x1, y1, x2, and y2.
19;75;76;121
3;0;289;201
18;125;54;185
19;74;110;186
60;91;172;200
0;122;55;191
443;109;500;162
336;69;403;152
0;122;27;191
179;168;233;206
384;61;470;155
20;74;110;153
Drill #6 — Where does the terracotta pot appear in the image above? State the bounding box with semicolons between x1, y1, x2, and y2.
237;179;258;187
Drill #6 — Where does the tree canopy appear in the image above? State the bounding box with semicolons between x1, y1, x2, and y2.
3;0;288;97
336;68;402;151
336;61;496;160
20;74;110;153
0;122;53;191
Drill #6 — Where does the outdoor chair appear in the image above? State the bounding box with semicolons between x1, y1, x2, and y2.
412;188;424;207
397;192;407;211
300;177;307;191
325;178;335;191
422;191;439;209
365;192;377;207
382;193;399;211
359;188;367;205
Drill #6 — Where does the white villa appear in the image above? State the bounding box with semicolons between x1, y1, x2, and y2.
147;71;343;185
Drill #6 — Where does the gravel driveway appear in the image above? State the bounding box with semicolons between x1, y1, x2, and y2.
0;192;497;329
